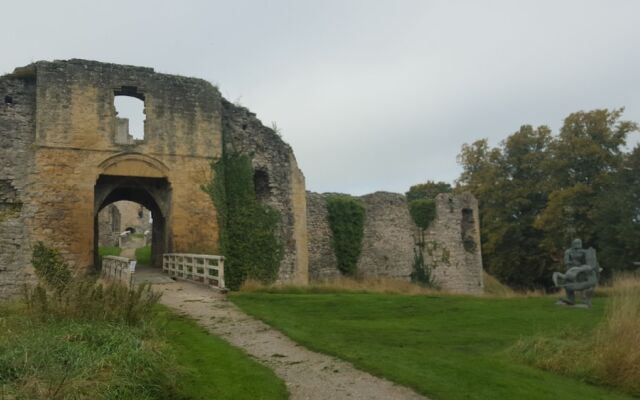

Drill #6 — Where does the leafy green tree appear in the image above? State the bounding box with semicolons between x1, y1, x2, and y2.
458;126;554;288
534;109;638;260
458;109;638;289
592;146;640;274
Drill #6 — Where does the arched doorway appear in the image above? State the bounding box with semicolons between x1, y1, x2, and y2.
94;175;171;268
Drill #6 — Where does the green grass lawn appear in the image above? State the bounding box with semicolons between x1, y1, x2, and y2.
98;246;121;257
231;293;632;400
136;245;151;265
158;307;288;400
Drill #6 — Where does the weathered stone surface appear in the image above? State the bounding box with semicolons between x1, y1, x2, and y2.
0;73;37;297
357;192;415;279
98;204;121;247
221;99;308;284
425;193;484;294
306;192;339;280
0;59;308;297
306;191;484;294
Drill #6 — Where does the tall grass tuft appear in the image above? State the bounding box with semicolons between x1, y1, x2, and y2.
0;305;180;400
482;272;516;297
482;272;547;297
590;273;640;393
240;276;444;295
511;272;640;395
23;281;162;326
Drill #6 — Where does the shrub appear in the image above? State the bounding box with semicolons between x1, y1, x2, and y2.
325;195;365;276
31;242;72;291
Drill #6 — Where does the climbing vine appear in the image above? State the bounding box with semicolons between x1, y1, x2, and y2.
205;153;282;290
406;187;444;287
411;230;434;286
31;242;72;291
409;199;436;230
325;195;365;277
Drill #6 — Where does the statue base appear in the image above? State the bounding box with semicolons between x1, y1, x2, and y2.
555;299;591;308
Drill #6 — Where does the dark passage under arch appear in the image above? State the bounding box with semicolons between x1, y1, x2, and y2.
94;175;171;268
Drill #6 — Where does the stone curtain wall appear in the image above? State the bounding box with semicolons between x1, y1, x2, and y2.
306;191;484;294
0;70;37;297
356;192;415;279
306;192;339;280
221;99;309;284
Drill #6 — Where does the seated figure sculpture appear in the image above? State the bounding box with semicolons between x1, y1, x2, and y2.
552;238;601;307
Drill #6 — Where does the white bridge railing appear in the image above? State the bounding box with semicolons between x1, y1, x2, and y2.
162;253;225;289
102;256;136;287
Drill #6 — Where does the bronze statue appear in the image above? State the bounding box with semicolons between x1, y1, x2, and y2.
552;239;601;307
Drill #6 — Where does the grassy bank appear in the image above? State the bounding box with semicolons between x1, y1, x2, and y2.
0;286;287;400
231;291;632;400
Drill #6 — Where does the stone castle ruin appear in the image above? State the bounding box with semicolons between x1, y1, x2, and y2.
307;191;483;293
98;201;152;247
0;59;482;297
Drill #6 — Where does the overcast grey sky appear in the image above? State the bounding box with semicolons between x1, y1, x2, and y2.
2;0;639;195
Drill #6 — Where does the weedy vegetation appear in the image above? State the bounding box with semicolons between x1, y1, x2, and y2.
0;243;286;400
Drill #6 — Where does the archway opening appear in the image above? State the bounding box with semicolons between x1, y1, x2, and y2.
94;175;171;270
98;201;152;263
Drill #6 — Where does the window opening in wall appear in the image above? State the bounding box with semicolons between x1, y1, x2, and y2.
114;86;146;143
253;169;270;202
4;95;13;104
461;208;476;252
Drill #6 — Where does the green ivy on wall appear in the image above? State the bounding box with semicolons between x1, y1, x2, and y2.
409;199;436;230
325;195;365;277
205;153;282;290
406;183;447;287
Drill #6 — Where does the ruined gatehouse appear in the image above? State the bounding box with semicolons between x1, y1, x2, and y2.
0;59;482;297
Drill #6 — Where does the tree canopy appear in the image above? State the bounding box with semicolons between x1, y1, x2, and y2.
457;108;639;289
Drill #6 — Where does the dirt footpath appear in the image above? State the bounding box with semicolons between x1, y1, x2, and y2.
157;280;427;400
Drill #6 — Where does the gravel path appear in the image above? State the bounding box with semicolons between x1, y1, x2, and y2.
156;280;427;400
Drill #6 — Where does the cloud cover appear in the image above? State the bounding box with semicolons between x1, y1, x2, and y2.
2;0;639;194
